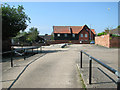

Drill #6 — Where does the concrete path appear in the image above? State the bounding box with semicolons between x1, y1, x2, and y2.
2;44;82;88
2;44;119;89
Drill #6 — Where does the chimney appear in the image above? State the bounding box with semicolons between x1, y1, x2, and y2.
69;27;72;34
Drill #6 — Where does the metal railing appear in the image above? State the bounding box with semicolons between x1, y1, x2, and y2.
80;50;120;90
2;46;42;67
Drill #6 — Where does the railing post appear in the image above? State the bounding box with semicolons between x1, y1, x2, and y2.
117;78;120;90
89;57;92;84
11;49;13;67
24;49;26;60
80;51;82;68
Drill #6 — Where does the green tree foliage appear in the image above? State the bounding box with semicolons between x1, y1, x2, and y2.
27;27;39;42
2;3;31;40
97;32;107;36
13;27;39;44
13;31;28;44
117;25;120;28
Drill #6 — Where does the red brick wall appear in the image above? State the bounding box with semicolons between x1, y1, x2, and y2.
47;40;90;45
95;34;110;48
79;27;95;41
79;29;89;41
47;40;79;44
95;34;120;48
110;37;120;48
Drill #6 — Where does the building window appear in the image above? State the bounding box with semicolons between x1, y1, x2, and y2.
81;34;83;37
85;34;87;37
64;34;67;37
72;34;75;37
57;34;60;37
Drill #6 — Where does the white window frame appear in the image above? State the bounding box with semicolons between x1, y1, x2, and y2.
85;34;87;37
81;34;83;37
57;34;60;37
64;34;67;37
72;34;75;37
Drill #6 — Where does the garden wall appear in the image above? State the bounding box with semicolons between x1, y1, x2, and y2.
47;40;90;45
95;34;120;48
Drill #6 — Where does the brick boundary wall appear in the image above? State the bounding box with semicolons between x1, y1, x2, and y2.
110;37;120;48
47;40;90;45
95;34;120;48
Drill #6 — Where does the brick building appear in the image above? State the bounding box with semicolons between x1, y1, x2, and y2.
53;25;96;44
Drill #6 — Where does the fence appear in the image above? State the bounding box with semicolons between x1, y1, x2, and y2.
80;50;120;90
2;46;42;67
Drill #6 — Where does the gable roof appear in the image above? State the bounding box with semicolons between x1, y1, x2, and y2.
70;26;84;34
53;25;96;34
91;29;96;34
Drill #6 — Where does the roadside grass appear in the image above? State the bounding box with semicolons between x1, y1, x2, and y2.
77;65;87;90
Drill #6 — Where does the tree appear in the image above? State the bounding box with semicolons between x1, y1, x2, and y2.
117;25;120;28
27;27;39;42
2;3;31;40
97;32;107;36
12;31;28;44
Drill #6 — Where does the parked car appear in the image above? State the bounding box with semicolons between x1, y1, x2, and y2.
90;41;95;44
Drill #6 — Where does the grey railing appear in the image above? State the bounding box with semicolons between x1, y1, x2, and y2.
80;50;120;90
2;46;42;67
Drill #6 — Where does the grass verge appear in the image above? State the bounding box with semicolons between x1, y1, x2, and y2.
77;64;87;90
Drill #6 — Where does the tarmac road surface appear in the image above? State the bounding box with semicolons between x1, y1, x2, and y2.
11;44;82;88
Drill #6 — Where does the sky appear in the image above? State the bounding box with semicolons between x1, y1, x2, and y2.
2;1;119;35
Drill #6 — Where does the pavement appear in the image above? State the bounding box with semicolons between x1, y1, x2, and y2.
1;44;119;89
75;44;118;88
2;44;82;88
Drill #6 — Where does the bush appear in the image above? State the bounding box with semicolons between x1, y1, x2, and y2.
97;32;107;36
111;34;120;37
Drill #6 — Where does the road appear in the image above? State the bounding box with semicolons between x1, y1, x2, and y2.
11;44;82;88
2;44;118;88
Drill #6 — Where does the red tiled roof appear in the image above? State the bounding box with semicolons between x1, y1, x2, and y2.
53;25;95;34
70;26;84;34
53;26;84;34
91;29;96;34
53;26;71;34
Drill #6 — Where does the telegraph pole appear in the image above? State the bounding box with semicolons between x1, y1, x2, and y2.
89;24;92;41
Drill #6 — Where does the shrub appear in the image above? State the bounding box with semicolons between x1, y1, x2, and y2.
97;32;107;36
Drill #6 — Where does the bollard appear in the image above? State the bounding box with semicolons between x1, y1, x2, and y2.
117;78;120;90
24;49;26;60
80;51;82;68
11;49;13;67
89;57;92;84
